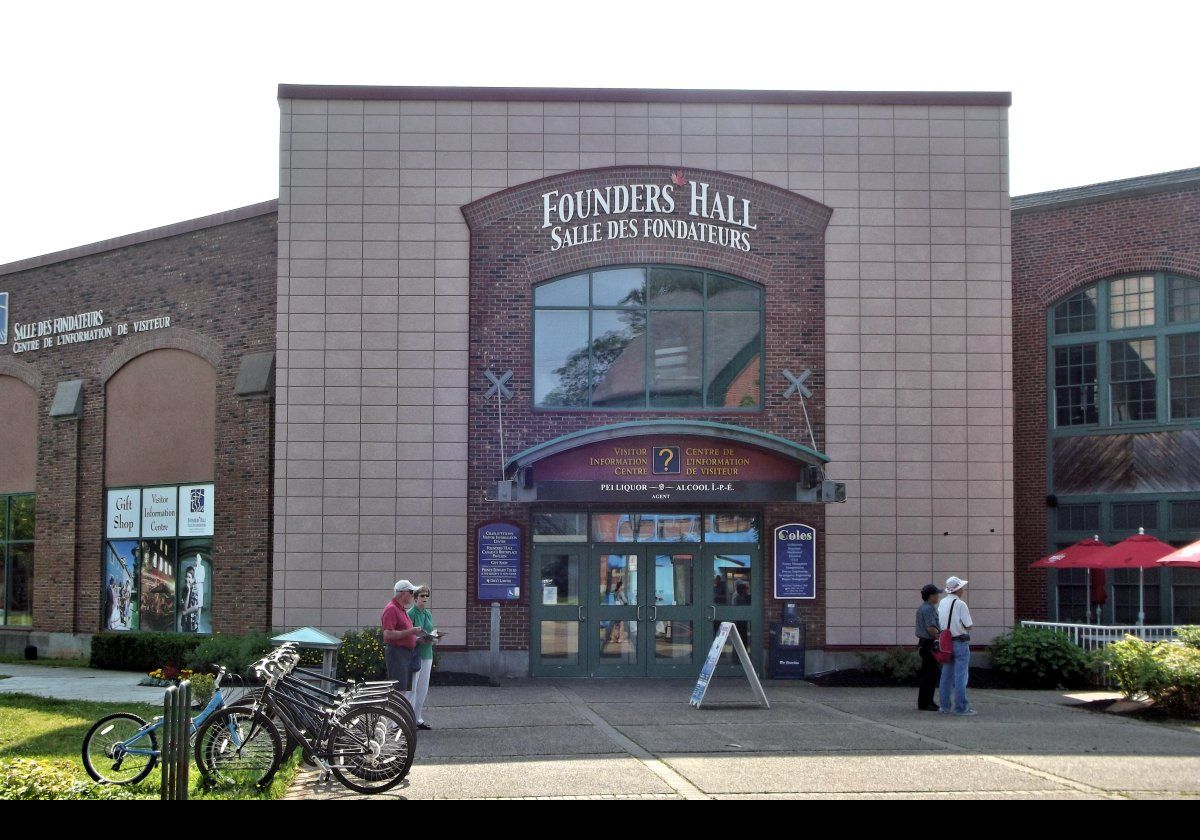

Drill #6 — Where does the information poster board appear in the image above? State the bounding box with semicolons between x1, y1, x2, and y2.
477;521;522;601
774;523;816;600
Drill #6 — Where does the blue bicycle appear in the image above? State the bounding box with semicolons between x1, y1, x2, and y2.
81;666;238;785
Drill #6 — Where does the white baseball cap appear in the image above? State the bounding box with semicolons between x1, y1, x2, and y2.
393;579;418;595
945;576;968;594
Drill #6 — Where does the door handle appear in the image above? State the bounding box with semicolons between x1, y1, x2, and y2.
707;605;716;620
578;606;585;622
637;605;645;621
650;606;658;621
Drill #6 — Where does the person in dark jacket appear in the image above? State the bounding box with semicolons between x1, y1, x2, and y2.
916;583;942;711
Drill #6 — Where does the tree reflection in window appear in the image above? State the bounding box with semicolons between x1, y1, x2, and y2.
534;266;762;410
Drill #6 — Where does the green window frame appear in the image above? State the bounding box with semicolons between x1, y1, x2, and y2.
0;494;35;627
532;265;765;411
1048;273;1200;431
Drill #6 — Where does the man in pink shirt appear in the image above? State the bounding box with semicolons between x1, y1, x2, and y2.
382;579;425;692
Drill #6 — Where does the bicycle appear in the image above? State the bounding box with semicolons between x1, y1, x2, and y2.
194;645;414;793
81;666;242;785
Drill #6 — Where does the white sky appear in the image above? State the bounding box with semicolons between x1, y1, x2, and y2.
1;1;1196;265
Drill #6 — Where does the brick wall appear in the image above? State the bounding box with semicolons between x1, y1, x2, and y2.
0;212;277;634
1012;185;1200;620
464;166;831;651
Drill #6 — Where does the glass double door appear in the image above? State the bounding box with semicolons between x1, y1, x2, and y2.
532;544;759;678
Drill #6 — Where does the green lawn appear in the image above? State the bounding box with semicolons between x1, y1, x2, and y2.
0;693;298;800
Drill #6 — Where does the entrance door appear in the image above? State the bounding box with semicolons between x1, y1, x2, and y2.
705;545;760;676
530;547;588;676
647;548;700;676
591;548;643;676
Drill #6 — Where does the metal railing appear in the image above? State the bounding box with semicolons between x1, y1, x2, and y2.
1020;621;1182;651
1020;622;1185;687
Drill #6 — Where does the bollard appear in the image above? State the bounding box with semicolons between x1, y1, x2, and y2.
489;601;501;686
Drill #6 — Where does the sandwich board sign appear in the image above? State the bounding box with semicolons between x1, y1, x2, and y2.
689;621;770;709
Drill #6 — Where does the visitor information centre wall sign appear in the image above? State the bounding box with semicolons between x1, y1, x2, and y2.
529;436;806;503
774;523;816;599
477;521;522;601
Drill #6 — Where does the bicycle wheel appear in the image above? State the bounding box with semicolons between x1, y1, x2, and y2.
194;707;282;789
82;713;157;785
329;705;412;794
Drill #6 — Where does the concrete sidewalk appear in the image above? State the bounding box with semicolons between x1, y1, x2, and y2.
284;679;1200;800
0;661;166;704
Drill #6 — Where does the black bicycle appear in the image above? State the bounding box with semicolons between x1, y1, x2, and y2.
194;645;415;793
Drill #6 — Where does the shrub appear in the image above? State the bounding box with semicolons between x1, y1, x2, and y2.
1176;626;1200;650
989;626;1093;689
338;627;387;681
859;647;920;682
189;672;216;707
0;759;136;800
90;633;202;672
185;633;274;676
1104;634;1200;716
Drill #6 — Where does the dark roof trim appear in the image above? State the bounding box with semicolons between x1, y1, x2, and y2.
1013;167;1200;215
278;84;1011;108
0;200;278;278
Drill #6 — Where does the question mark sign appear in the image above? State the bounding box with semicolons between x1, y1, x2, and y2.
658;448;674;472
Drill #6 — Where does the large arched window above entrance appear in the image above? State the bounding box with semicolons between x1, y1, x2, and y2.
533;266;763;410
105;349;217;487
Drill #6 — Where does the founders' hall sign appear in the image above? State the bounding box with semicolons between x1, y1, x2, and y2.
541;171;756;254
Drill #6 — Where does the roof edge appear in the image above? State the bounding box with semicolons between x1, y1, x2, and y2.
1013;167;1200;215
0;199;278;278
278;84;1011;108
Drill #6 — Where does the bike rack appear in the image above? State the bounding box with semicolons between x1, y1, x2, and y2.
161;680;192;800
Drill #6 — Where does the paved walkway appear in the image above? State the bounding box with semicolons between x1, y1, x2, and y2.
0;661;166;704
282;679;1200;800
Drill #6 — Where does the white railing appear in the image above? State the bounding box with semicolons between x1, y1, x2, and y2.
1021;621;1185;687
1021;621;1182;652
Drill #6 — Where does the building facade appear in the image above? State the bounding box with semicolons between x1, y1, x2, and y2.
273;86;1015;675
0;205;277;656
1013;169;1200;626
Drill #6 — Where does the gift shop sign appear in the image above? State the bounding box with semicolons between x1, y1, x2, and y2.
541;172;757;253
7;299;172;356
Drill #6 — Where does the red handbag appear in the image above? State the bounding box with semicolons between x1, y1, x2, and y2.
933;599;957;665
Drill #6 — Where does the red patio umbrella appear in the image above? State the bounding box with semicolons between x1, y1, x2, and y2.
1083;529;1176;625
1031;536;1107;568
1031;537;1107;623
1157;538;1200;568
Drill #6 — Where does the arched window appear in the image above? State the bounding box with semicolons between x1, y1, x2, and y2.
533;266;763;410
1049;273;1200;428
1047;273;1200;624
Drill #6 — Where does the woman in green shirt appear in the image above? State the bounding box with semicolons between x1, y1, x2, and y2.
407;587;437;729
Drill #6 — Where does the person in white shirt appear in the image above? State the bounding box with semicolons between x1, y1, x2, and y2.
937;576;976;716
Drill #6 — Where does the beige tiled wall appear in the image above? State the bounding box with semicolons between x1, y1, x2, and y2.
275;96;1013;646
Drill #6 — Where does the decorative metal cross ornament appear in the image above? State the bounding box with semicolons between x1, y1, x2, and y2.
484;369;514;400
781;369;813;400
